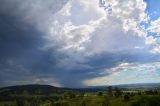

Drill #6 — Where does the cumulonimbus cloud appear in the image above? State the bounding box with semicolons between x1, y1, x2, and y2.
0;0;160;87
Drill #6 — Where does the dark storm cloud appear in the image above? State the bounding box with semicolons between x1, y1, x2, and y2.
0;12;159;87
0;0;160;88
52;51;160;87
0;0;69;87
0;13;58;86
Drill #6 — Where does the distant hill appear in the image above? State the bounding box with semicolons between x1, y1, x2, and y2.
0;83;160;96
0;84;69;96
87;83;160;89
112;83;160;88
0;84;103;96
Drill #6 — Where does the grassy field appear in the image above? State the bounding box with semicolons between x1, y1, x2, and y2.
39;95;160;106
1;95;160;106
0;85;160;106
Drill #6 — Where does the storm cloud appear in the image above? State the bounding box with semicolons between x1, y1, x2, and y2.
0;0;160;88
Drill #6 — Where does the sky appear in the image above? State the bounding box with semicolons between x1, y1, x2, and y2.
0;0;160;88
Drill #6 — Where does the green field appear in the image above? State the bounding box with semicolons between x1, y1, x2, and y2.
1;94;160;106
0;85;160;106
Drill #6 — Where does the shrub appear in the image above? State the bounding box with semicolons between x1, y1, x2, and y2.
124;94;130;101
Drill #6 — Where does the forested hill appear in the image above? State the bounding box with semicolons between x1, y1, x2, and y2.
1;83;160;96
0;84;70;95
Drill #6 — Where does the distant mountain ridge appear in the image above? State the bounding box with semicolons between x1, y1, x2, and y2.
0;84;69;95
112;83;160;88
87;83;160;89
0;83;160;96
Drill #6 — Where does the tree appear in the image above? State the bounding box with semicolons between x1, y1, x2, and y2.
97;91;103;96
114;87;122;97
107;86;113;96
124;94;130;101
138;91;142;95
79;92;85;97
64;91;75;99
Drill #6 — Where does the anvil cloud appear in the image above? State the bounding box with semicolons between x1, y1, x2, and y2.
0;0;160;87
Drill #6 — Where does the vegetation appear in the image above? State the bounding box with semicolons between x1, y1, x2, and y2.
0;85;160;106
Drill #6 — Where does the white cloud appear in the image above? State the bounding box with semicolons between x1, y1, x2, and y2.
40;0;160;75
146;17;160;54
1;0;154;56
148;17;160;36
46;0;106;52
1;0;159;56
151;46;160;54
45;0;150;57
145;36;156;45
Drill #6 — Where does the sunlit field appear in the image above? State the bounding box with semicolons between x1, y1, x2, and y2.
0;85;160;106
